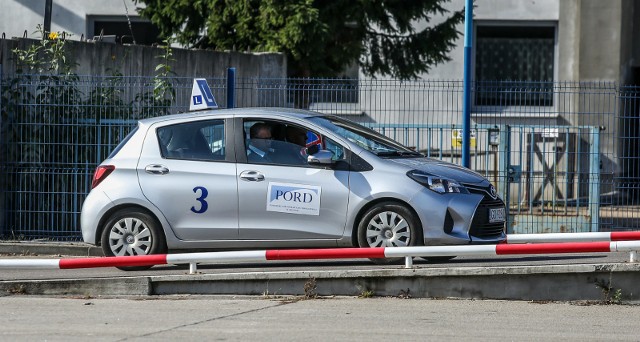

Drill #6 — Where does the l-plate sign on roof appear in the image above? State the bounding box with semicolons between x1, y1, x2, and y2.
189;78;218;111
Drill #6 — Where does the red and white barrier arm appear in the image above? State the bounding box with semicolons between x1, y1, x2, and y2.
506;231;640;244
0;241;639;272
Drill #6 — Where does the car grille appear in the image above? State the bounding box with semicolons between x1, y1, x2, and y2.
466;186;506;239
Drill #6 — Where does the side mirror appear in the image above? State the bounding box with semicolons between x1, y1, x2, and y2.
307;150;335;165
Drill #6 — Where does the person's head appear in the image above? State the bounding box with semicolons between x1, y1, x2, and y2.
250;122;272;139
286;126;307;146
249;122;272;150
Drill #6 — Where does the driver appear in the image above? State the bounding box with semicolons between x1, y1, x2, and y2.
247;123;275;163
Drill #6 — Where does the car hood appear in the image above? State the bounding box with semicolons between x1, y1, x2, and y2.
387;157;487;184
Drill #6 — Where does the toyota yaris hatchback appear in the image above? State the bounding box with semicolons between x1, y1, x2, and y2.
81;108;506;266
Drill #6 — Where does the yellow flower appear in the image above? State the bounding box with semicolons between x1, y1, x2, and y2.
48;32;59;40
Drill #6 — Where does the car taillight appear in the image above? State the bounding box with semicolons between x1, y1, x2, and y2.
91;165;115;189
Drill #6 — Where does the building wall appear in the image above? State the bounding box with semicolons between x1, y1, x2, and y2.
360;0;633;84
350;0;636;196
0;0;140;40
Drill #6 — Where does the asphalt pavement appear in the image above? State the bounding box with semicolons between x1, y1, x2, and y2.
1;241;640;303
3;296;640;341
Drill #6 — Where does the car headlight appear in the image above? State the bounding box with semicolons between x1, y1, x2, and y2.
407;171;469;194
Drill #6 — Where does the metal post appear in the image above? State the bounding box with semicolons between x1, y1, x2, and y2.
404;256;413;269
44;0;53;36
0;57;3;236
498;125;512;233
226;67;236;109
461;0;473;168
589;127;601;232
189;262;198;274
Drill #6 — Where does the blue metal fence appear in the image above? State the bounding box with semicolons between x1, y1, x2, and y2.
0;74;638;240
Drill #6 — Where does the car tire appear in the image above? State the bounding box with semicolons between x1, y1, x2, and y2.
357;202;423;265
421;256;457;262
100;208;167;271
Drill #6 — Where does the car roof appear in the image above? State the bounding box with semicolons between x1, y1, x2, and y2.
138;107;324;125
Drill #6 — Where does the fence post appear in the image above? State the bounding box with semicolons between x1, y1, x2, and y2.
499;125;512;234
461;0;473;168
589;126;601;232
227;67;236;109
0;55;4;236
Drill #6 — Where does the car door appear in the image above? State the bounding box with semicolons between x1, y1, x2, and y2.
237;119;350;240
137;118;239;240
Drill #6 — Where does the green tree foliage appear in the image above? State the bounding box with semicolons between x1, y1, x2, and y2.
135;0;464;79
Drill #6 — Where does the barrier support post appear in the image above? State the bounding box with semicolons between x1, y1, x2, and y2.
631;251;637;263
404;256;413;269
190;262;198;274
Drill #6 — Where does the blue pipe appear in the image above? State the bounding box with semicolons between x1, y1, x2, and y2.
462;0;473;168
227;67;236;109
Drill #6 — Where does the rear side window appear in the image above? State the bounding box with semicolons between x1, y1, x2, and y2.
157;120;225;161
107;125;139;159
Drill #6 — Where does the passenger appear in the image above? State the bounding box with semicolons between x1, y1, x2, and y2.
270;126;308;165
286;126;308;147
287;126;320;155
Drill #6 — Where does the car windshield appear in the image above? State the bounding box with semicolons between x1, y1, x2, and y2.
307;116;422;157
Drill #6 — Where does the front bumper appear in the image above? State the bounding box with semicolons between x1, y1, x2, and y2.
409;189;505;246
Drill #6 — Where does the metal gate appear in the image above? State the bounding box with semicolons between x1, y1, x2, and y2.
498;125;601;233
365;124;602;234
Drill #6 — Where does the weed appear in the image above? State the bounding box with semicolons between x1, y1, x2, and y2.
7;284;27;295
594;278;622;305
262;289;278;299
303;277;317;299
356;284;374;298
398;288;412;299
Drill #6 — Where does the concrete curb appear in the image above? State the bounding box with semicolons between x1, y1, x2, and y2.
0;277;150;296
2;263;638;302
0;242;103;257
148;263;640;301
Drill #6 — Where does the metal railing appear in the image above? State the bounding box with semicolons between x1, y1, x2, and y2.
0;74;638;239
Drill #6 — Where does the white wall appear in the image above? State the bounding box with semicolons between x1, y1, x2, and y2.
0;0;140;39
359;0;561;81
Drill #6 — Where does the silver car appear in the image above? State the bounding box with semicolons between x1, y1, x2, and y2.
81;108;505;267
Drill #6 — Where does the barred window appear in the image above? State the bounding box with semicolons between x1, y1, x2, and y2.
475;25;555;107
88;16;162;45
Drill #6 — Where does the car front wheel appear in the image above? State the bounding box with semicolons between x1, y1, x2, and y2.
357;202;422;264
100;208;167;270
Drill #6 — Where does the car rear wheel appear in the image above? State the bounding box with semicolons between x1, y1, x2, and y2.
421;256;457;262
101;208;167;271
357;202;422;265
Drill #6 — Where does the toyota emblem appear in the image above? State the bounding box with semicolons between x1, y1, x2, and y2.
489;185;497;199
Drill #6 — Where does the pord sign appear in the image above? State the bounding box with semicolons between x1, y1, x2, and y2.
267;182;321;215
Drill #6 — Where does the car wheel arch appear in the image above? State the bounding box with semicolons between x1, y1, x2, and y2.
350;197;424;247
95;203;166;250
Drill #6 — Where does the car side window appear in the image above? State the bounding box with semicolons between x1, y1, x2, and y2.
324;137;346;161
157;120;225;161
244;120;312;167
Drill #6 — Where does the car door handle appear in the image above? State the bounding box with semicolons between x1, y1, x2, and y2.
239;170;265;182
145;164;169;175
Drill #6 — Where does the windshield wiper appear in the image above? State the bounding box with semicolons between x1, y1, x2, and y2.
375;150;423;157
